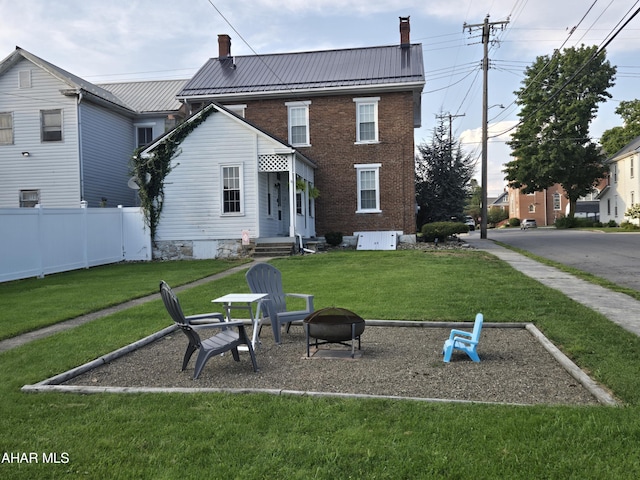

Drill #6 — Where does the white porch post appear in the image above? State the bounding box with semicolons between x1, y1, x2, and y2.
288;153;296;237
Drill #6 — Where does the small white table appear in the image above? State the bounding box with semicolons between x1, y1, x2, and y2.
212;293;268;350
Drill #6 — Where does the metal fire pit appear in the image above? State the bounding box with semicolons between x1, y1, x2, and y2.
304;307;365;358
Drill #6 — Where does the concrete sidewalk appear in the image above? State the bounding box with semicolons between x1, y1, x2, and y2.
465;237;640;337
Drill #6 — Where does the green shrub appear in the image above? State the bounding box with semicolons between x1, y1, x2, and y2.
509;218;521;227
555;216;599;228
620;221;640;231
324;231;343;246
420;221;469;242
607;219;618;227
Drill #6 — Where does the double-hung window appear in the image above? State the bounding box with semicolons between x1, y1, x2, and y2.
354;97;379;143
41;109;62;142
222;165;243;215
355;163;381;213
553;192;561;211
0;112;13;145
286;101;310;146
136;126;153;148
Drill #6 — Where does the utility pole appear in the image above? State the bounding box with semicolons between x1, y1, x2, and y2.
436;112;465;153
464;15;509;239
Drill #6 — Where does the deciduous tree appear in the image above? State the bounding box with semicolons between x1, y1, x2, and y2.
600;99;640;156
504;45;615;218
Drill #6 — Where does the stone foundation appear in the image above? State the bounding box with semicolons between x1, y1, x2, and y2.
153;239;254;260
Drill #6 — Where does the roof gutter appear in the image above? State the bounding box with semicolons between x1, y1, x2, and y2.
176;80;425;103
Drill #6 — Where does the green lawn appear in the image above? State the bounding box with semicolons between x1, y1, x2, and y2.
1;250;640;479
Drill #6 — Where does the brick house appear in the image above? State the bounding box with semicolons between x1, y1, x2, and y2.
176;17;425;239
509;179;607;225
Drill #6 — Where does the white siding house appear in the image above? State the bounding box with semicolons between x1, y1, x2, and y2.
140;103;316;259
599;136;640;225
0;47;187;209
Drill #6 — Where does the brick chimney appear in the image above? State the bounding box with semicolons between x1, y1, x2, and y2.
400;16;410;47
218;34;231;58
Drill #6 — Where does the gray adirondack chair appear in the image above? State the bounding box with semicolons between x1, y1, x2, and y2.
160;281;258;379
245;263;314;344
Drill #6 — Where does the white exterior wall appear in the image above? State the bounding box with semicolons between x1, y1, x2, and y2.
156;110;262;242
0;58;81;207
80;102;137;207
600;153;640;224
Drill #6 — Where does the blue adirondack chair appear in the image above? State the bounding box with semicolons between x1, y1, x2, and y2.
442;313;483;363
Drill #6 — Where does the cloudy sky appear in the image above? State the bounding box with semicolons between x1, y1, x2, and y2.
2;0;639;196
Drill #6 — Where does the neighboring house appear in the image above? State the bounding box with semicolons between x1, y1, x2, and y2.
176;17;425;239
490;191;509;211
0;46;186;208
509;179;607;225
139;103;317;259
598;135;640;225
508;184;571;226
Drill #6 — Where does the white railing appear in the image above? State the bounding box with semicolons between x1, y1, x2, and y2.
0;206;150;283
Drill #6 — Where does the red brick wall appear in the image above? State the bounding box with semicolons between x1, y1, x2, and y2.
242;92;417;236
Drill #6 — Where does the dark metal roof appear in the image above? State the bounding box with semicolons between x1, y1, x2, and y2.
178;44;424;98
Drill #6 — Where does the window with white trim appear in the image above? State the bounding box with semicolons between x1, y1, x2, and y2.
354;97;379;143
19;70;31;89
528;204;535;213
222;165;243;214
41;109;62;142
355;163;381;212
0;112;13;144
20;190;39;207
631;158;635;178
553;192;561;211
136;126;153;148
286;101;310;146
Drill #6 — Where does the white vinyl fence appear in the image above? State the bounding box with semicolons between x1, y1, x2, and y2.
0;206;151;283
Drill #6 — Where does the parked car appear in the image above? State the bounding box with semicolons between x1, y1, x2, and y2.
521;218;537;229
464;217;475;231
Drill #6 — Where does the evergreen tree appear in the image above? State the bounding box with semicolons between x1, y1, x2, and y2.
504;45;615;218
415;116;476;227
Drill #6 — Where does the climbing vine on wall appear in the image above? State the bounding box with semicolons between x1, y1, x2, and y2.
130;104;217;241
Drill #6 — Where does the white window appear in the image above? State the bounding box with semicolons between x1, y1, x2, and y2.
222;165;243;215
20;190;39;207
613;163;618;183
354;97;379;143
355;163;381;213
286;101;310;146
225;104;247;117
41;109;62;142
528;204;535;213
19;70;31;89
553;192;561;211
137;127;153;148
0;112;13;144
631;158;635;178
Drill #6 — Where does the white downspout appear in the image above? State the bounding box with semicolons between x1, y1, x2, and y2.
77;91;85;203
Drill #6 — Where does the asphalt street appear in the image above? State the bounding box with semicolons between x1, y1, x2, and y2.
480;228;640;292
